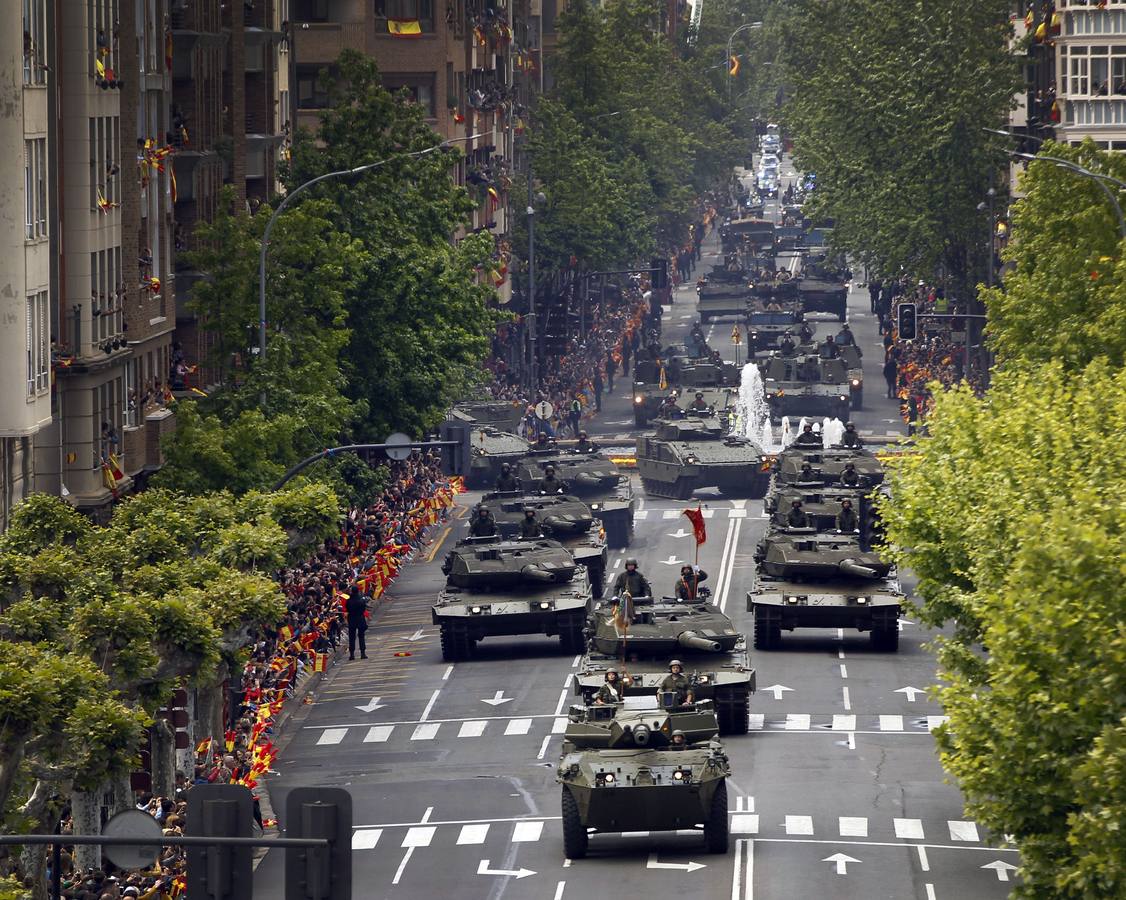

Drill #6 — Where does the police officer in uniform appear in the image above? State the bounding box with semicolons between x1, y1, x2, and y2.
495;463;521;492
613;558;651;598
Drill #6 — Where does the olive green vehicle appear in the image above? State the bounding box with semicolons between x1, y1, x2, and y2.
761;354;851;423
516;453;636;549
636;418;771;500
557;700;732;858
479;492;608;596
575;592;755;735
463;427;530;488
748;529;902;651
432;537;592;660
773;446;885;487
766;484;878;547
633;354;740;428
448;400;523;433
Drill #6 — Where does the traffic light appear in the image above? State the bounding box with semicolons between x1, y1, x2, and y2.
651;257;669;290
186;784;254;900
897;302;917;341
285;787;352;900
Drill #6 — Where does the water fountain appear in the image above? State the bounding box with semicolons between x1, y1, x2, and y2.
733;362;773;449
822;418;846;448
780;416;793;448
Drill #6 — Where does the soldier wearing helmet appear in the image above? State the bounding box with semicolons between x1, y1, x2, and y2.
612;558;651;599
687;392;710;414
575;431;596;454
787;499;810;528
468;504;497;537
536;464;566;495
675;564;708;602
840;422;863;448
659;660;694;706
495;462;522;492
519;507;543;539
594;668;624;705
670;730;688;750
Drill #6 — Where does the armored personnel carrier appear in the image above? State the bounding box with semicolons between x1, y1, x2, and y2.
746;304;804;352
463;427;530;488
636;418;771;500
796;277;848;321
766;484;876;547
449;400;523;433
516;452;636;549
479;492;608;595
433;537;592;659
698;279;753;323
762;355;851;423
773;446;885;488
633;355;740;428
557;700;731;858
575;592;755;734
747;529;902;651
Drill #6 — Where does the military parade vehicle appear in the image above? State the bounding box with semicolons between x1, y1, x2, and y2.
747;528;902;651
761;355;851;423
720;217;776;255
516;452;636;549
433;537;592;659
635;418;772;500
575;591;756;734
479;492;608;595
697;277;753;323
462;426;530;488
557;700;731;858
766;483;878;548
448;400;523;433
746;304;805;352
773;446;886;488
836;343;864;408
795;276;848;321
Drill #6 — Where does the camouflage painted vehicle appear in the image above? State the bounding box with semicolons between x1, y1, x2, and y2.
516;452;636;549
557;700;731;858
479;492;608;596
761;355;851;423
433;537;592;659
796;277;848;320
635;418;771;500
698;279;753;323
747;530;902;651
745;305;804;352
462;427;530;488
773;447;885;488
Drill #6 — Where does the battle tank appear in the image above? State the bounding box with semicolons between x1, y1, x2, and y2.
516;453;635;549
698;279;753;323
745;304;804;352
795;276;848;321
773;446;885;488
636;418;771;500
433;537;592;660
761;354;851;423
462;426;530;488
557;699;731;858
748;530;902;651
478;492;608;596
448;400;523;433
575;591;755;734
766;484;877;548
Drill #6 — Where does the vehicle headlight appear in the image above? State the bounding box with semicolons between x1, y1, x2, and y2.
839;395;848;402
697;675;710;684
634;395;644;404
853;596;869;605
672;769;691;782
786;595;801;604
596;772;616;786
470;605;488;615
851;379;861;387
538;601;553;610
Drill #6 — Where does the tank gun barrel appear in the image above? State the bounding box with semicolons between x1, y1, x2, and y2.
677;631;723;652
838;558;879;578
574;472;601;486
520;564;557;583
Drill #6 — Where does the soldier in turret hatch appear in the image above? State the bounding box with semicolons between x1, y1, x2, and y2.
519;508;543;539
799;321;815;343
793;424;823;447
787;500;810;528
613;558;651;598
574;431;596;453
687;392;711;414
837;498;859;533
780;331;796;355
594;669;624;705
674;565;708;602
799;461;819;482
840;422;863;448
468;504;497;537
495;462;521;492
536;464;566;494
659;660;694;706
840;463;861;487
819;336;838;359
669;729;689;750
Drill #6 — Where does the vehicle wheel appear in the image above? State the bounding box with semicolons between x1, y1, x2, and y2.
715;689;749;735
440;624;472;661
562;787;588;860
559;615;586;654
753;608;781;650
703;781;729;854
870;621;899;652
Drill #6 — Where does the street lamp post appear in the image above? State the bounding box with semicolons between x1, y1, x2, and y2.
726;22;763;102
257;134;482;403
526;160;537;393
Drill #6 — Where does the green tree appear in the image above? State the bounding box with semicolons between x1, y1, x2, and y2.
879;362;1126;898
981;141;1126;368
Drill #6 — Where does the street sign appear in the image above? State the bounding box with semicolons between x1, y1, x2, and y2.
731;325;742;345
102;809;162;870
534;401;554;420
384;432;413;461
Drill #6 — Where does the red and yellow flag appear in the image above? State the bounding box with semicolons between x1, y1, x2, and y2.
387;18;422;37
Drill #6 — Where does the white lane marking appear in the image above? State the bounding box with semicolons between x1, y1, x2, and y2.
612;557;623;569
839;817;868;837
847;731;856;750
554;689;570;716
731;839;744;900
702;508;716;518
552;717;569;733
571;655;581;668
410;723;440;741
635;510;650;520
419;688;441;722
391;848;415;885
352;829;382;849
719;518;744;613
563;859;572;868
731;815;759;834
554;881;566;900
562;672;573;687
537;734;552;759
948;821;980;842
917;844;931;871
354;814;559;830
442;665;453;680
880;715;904;732
894;818;925;840
621;831;650;838
457;824;489;845
728;508;747;518
401;826;435;848
512;820;544;842
838;648;845;660
711;518;737;615
784;815;814;835
837;628;845;640
505;718;533;735
364;725;394;743
748;714;765;730
458;721;487;738
831;715;856;731
662;509;679;519
842;686;851;711
839;664;848;678
316;728;347;746
925;885;937;900
730;499;747;510
785;714;810;730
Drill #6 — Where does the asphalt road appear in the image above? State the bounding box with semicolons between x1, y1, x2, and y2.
252;167;1020;898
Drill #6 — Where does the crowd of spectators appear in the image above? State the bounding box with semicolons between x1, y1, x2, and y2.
43;453;460;899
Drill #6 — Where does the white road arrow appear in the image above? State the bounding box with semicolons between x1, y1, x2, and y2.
894;686;926;702
660;555;685;566
406;628;425;642
981;860;1018;882
481;690;513;706
354;696;386;713
477;860;535;879
646;853;706;873
897;618;915;632
762;684;793;701
822;853;860;875
667;528;690;539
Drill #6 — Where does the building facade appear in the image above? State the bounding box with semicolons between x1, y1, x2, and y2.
1055;0;1126;148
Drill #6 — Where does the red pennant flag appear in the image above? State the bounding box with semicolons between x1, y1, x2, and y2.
683;505;706;546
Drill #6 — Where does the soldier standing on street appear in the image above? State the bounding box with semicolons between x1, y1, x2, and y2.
605;349;616;393
593;370;603;411
345;585;368;661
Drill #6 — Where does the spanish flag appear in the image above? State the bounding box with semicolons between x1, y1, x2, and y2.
387;18;422;37
279;624;294;642
314;653;327;673
658;366;667;391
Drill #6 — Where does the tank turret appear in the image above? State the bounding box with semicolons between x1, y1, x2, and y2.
441;537;579;589
586;595;742;657
561;701;721;751
480;492;594;536
754;531;892;580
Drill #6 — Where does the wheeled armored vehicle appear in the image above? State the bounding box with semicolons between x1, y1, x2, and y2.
635;418;771;500
761;355;851;423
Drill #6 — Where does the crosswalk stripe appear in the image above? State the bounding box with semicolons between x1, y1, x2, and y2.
552;717;569;733
411;723;440;741
458;721;487;738
832;715;856;731
927;715;950;730
662;510;679;519
505;718;533;736
731;814;759;834
729;509;748;518
635;510;650;520
317;728;348;746
785;815;814;835
512;821;544;842
702;509;716;518
748;714;765;730
364;726;394;743
785;714;811;730
456;824;489;845
401;826;436;848
839;817;867;837
880;715;904;731
351;829;382;850
948;820;979;842
894;818;924;839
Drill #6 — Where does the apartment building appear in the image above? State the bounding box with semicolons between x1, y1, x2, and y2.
1055;0;1126;148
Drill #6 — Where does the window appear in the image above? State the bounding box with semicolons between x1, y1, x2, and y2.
23;0;47;84
294;0;330;21
385;75;437;116
26;291;48;396
374;0;434;31
296;65;331;108
25;138;47;239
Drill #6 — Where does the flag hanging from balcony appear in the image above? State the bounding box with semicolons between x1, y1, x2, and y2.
387;18;423;37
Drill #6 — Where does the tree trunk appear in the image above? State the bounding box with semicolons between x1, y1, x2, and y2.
110;772;133;815
70;789;102;872
151;720;176;798
174;689;195;781
0;741;27;817
19;778;59;900
194;672;228;754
